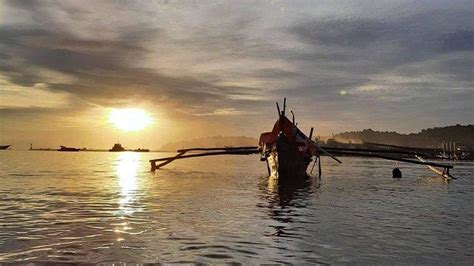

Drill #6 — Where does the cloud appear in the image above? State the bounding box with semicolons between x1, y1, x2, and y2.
0;0;472;143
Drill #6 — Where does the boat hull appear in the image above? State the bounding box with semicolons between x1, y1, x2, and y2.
132;149;150;152
58;146;80;152
265;137;312;179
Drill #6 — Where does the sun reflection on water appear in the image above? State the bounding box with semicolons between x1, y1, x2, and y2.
115;152;140;215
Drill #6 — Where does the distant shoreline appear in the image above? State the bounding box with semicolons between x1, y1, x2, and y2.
2;149;471;162
25;149;171;152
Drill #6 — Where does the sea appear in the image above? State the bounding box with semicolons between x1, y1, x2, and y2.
0;151;473;264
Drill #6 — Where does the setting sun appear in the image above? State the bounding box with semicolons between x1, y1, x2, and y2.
109;108;152;131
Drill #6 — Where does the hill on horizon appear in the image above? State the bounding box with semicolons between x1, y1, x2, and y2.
159;125;473;151
333;124;474;148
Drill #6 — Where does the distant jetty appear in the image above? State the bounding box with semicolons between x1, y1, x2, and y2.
29;144;54;151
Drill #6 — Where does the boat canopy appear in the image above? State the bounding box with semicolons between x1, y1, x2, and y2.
259;116;319;156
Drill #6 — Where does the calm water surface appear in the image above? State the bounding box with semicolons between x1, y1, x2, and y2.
0;151;473;264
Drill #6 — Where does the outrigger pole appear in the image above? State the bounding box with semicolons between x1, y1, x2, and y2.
324;149;452;169
323;148;455;179
177;146;258;153
150;145;454;179
150;147;259;171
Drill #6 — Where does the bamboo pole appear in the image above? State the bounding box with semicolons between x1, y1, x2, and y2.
323;146;427;156
326;150;453;169
150;149;260;171
311;141;342;163
364;142;441;152
151;151;187;171
176;146;259;153
415;155;455;179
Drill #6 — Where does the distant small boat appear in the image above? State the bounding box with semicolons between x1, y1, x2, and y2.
109;143;126;152
133;148;150;152
58;146;80;152
0;145;11;150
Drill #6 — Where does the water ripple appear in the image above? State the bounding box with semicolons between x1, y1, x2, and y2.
0;152;473;263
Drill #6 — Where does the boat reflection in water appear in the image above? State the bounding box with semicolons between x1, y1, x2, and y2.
115;152;140;216
259;174;319;236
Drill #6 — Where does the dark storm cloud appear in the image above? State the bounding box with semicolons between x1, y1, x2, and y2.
292;18;391;48
289;8;474;69
0;25;231;113
441;30;474;52
251;68;302;80
0;26;150;75
282;8;473;113
273;79;369;99
0;1;273;116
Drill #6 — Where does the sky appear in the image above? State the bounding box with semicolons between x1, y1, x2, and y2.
0;0;472;149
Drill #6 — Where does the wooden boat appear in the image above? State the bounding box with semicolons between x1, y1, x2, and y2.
0;145;11;150
258;98;344;179
149;98;455;181
265;135;312;178
259;100;321;179
58;146;80;152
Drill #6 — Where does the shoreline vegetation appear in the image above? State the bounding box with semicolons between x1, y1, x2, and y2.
333;124;473;148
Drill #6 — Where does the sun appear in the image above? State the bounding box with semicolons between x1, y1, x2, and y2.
109;108;153;131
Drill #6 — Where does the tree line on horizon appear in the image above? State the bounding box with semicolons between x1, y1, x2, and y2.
333;124;474;148
159;125;473;151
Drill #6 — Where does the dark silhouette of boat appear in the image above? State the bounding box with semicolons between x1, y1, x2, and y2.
109;143;126;152
0;145;11;150
258;99;322;179
109;142;150;152
58;146;80;152
133;148;150;152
